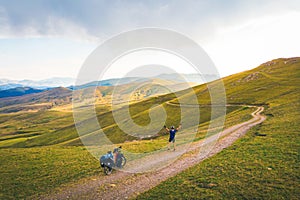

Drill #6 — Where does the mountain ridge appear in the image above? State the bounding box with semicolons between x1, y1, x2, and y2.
0;73;217;91
0;77;75;90
0;87;44;98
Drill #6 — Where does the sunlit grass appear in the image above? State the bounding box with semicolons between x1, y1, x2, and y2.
137;58;300;199
0;58;299;199
0;147;101;200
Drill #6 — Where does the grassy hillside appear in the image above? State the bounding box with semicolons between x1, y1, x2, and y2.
0;147;100;199
137;57;300;199
0;105;256;199
0;87;72;113
0;78;191;113
0;57;299;199
0;87;44;98
0;78;194;148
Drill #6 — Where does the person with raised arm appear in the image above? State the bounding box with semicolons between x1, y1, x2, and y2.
164;124;182;151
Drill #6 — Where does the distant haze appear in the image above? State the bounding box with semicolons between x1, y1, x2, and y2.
124;65;178;78
0;77;75;90
0;72;218;91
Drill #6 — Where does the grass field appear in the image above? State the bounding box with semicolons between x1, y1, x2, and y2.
137;97;300;199
137;58;300;199
0;147;101;199
0;57;299;199
0;106;256;199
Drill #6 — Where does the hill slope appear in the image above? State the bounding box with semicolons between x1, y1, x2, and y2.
3;58;299;148
0;78;197;146
137;57;300;199
61;57;300;146
0;57;299;199
0;87;44;98
0;87;72;113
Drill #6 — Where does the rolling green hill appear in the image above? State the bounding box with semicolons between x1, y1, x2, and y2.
0;57;299;199
0;78;196;147
1;58;299;149
137;57;300;199
0;87;72;113
21;58;300;147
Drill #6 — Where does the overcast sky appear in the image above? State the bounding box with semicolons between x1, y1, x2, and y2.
0;0;299;80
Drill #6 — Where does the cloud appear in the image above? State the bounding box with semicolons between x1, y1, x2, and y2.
203;11;300;76
0;4;99;42
0;0;299;80
0;0;298;42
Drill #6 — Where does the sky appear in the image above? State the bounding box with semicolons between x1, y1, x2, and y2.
0;0;299;80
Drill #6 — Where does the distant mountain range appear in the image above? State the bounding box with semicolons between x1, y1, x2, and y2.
0;73;218;91
0;79;193;112
0;73;218;98
0;87;44;98
0;87;72;113
0;77;75;90
70;73;218;90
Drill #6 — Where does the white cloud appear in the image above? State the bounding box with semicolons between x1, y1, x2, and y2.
0;7;100;43
0;1;299;79
44;16;100;43
202;11;300;76
0;6;11;38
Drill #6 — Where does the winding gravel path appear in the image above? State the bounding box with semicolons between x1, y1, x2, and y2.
40;105;266;200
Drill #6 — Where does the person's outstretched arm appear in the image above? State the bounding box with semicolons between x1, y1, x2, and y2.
176;124;182;130
164;125;170;132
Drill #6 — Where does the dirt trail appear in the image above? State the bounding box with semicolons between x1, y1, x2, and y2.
40;106;266;200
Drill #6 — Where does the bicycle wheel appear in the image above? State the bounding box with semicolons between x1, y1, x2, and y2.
121;155;126;167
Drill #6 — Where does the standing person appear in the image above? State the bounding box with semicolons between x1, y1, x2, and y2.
164;124;181;151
